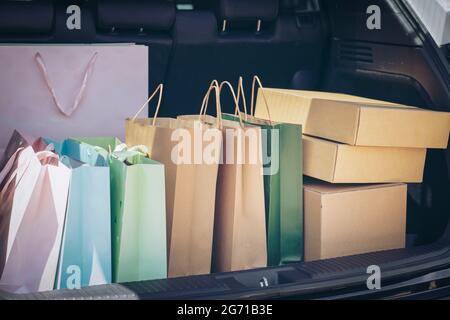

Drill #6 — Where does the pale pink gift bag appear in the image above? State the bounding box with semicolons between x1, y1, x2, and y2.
0;130;49;173
0;145;71;293
0;45;148;151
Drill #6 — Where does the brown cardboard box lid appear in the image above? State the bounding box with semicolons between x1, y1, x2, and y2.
254;88;401;128
256;89;450;149
306;99;450;149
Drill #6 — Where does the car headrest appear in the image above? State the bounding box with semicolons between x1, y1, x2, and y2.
97;0;176;32
0;1;54;34
215;0;279;22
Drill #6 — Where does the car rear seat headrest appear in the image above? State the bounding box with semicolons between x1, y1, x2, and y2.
0;0;54;35
215;0;279;22
97;0;176;32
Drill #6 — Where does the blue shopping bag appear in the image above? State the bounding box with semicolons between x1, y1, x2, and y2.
49;139;112;289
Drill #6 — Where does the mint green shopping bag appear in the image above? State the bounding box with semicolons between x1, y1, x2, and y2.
222;77;303;266
45;138;112;289
75;137;167;283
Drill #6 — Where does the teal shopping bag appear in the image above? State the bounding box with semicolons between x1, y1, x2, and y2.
48;138;112;289
75;137;167;283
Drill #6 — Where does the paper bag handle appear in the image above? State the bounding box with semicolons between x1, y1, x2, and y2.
235;77;249;121
35;52;98;117
199;80;219;116
251;75;273;125
132;84;164;126
199;80;223;128
36;150;59;166
217;81;245;128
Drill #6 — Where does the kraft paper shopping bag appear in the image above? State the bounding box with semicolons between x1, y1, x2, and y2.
222;77;303;266
0;45;148;151
0;143;70;293
75;138;167;283
179;81;267;272
126;84;221;278
45;139;112;289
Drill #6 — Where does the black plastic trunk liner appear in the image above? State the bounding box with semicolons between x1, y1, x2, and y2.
1;241;449;300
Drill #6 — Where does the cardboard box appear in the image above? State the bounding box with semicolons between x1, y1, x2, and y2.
304;180;407;261
303;135;427;183
255;88;450;149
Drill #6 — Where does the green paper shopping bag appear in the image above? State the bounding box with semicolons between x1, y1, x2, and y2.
222;76;303;266
75;137;167;283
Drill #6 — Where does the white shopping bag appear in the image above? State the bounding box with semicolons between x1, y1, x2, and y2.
0;145;71;293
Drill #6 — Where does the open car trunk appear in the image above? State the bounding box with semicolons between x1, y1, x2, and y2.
0;0;449;300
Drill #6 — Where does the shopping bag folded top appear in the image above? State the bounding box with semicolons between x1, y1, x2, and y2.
0;130;53;172
46;138;109;167
72;137;164;167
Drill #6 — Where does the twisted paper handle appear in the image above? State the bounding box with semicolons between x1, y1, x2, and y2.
35;52;98;117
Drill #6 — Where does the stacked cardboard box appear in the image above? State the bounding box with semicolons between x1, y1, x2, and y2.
255;89;450;261
303;180;407;261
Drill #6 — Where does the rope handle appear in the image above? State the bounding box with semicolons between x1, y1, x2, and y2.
216;81;245;128
199;80;223;129
251;75;273;125
35;52;98;117
131;84;164;126
235;76;248;121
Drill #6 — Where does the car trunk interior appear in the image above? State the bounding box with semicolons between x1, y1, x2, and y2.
0;0;449;299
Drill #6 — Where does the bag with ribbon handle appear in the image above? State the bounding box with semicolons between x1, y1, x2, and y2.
0;45;148;153
68;135;167;284
0;136;71;294
222;76;304;266
126;84;222;278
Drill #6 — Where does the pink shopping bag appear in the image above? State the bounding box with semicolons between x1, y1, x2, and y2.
0;45;148;151
0;145;70;293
